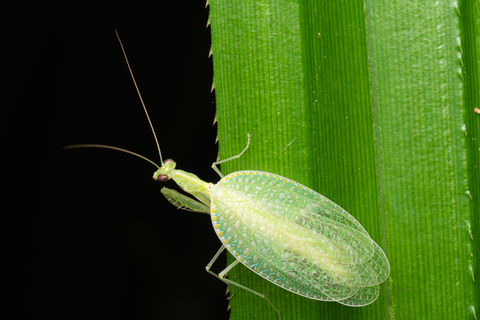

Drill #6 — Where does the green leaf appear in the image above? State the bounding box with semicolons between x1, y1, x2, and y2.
209;0;478;319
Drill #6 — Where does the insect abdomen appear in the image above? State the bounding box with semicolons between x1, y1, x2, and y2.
210;171;389;305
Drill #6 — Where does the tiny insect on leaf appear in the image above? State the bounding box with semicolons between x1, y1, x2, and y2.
66;31;390;320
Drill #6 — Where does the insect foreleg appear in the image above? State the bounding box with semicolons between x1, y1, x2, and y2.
211;133;250;178
205;245;282;320
160;187;210;213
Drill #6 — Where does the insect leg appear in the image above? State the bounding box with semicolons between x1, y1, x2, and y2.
211;133;250;178
205;245;282;320
160;187;210;213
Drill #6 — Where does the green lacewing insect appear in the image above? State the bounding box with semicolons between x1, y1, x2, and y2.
66;31;390;319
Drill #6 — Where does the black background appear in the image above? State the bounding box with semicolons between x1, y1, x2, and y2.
3;1;229;319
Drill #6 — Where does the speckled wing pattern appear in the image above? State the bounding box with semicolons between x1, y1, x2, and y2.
210;171;389;306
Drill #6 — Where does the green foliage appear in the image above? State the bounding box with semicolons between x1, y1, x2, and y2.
209;0;478;319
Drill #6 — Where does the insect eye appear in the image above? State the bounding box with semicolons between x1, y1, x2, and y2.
163;159;174;164
157;174;170;182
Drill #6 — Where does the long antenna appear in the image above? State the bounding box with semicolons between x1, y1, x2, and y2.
64;144;160;169
65;31;164;169
115;29;163;164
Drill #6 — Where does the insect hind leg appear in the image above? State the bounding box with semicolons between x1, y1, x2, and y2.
205;245;282;320
211;133;250;178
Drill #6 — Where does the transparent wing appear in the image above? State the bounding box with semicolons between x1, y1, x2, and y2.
211;171;389;305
